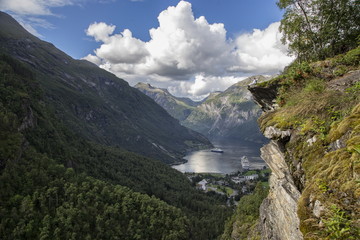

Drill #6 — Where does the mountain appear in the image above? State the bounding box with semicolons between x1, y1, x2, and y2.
222;47;360;239
134;82;199;121
0;53;230;240
0;12;231;239
136;77;268;143
183;76;269;142
0;12;210;164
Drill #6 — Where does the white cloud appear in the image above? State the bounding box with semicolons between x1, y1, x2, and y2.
86;25;149;64
86;22;116;42
232;22;293;73
0;0;76;16
0;0;84;37
83;54;102;65
84;1;293;99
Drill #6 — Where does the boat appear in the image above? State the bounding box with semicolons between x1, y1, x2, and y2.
241;156;250;170
211;148;224;153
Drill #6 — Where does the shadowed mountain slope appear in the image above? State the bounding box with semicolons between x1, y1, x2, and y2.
0;11;210;164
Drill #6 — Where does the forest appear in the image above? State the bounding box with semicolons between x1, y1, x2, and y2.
0;54;231;239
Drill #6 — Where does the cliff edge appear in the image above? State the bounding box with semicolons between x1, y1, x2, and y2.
249;47;360;239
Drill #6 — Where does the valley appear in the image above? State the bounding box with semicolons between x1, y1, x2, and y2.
1;0;359;239
135;76;269;144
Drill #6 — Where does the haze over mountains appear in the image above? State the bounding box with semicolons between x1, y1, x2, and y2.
136;76;269;143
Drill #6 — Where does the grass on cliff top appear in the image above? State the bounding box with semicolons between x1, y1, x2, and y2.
257;47;360;239
259;46;360;134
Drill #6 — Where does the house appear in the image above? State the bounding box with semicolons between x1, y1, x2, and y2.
244;174;259;180
197;179;208;191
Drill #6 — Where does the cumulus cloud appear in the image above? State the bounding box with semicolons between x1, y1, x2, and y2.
232;22;293;73
83;1;293;99
86;22;116;42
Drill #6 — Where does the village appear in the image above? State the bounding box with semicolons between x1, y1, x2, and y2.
185;167;270;206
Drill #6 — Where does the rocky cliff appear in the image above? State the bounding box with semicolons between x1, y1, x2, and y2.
249;47;360;239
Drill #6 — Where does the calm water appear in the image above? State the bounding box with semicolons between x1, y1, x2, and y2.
172;140;267;174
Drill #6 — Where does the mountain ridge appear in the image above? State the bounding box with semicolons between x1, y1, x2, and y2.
137;76;269;143
134;82;199;121
0;11;211;164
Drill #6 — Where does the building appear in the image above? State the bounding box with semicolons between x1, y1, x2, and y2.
244;174;259;181
197;179;208;191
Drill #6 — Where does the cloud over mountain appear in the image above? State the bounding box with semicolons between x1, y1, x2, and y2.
83;1;293;99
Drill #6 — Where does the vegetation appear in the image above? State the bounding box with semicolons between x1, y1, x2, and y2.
221;182;269;240
0;54;231;239
256;46;360;239
277;0;360;61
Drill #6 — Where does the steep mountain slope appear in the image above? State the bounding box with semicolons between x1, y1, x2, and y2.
134;82;199;121
183;76;269;142
0;38;231;240
136;77;268;143
223;47;360;239
0;11;210;164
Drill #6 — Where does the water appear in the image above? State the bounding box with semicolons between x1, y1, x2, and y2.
172;140;267;174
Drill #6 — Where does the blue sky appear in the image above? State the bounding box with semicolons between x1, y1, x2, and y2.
1;0;293;100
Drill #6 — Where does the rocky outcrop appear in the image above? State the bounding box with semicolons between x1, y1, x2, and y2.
259;140;303;240
248;46;360;239
248;83;279;111
251;85;303;240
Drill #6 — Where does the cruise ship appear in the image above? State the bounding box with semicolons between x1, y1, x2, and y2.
241;156;250;170
211;148;224;153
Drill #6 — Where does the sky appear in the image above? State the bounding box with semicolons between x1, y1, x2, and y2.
0;0;294;100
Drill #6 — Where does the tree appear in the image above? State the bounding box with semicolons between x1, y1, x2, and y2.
277;0;360;61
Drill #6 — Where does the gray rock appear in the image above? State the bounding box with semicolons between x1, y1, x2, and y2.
264;126;291;140
259;141;303;240
306;136;317;146
313;200;325;218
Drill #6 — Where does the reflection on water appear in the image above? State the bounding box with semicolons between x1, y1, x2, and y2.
173;140;267;174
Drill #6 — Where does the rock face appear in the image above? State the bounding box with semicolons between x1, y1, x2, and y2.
250;56;360;239
259;140;303;240
251;83;304;239
248;83;279;111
